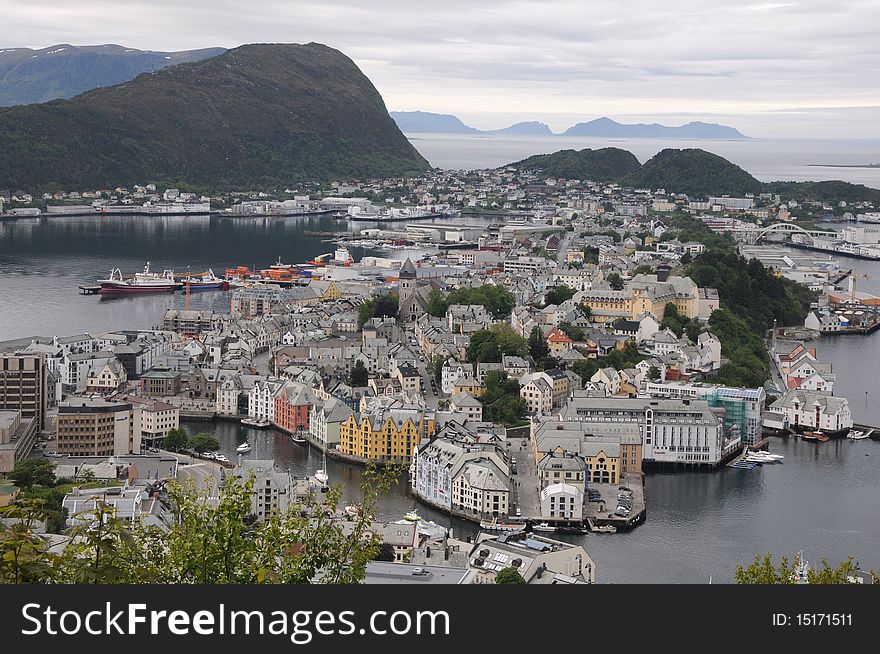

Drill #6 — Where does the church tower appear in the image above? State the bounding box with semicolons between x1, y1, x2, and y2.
398;258;417;321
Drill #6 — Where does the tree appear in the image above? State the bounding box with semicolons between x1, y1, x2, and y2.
357;294;399;329
467;325;527;364
189;433;220;454
78;468;97;484
578;302;592;319
647;365;661;381
0;466;399;584
607;273;624;290
426;288;448;317
495;567;527;584
735;553;867;585
374;542;396;562
9;457;56;489
544;284;575;307
528;326;549;362
349;360;369;386
633;264;653;275
163;427;190;452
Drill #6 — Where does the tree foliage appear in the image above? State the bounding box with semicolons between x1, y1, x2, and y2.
735;553;871;585
428;285;515;320
358;294;399;329
189;433;221;454
544;284;575;307
163;427;190;452
9;457;56;489
349;360;369;386
479;371;528;426
0;467;397;584
466;324;528;364
495;566;527;584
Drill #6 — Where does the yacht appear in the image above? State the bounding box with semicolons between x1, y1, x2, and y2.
236;442;252;453
532;522;555;533
314;448;329;488
848;429;870;440
403;510;423;522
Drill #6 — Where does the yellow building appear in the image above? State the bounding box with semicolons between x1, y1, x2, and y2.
452;376;485;398
339;408;436;462
581;273;701;324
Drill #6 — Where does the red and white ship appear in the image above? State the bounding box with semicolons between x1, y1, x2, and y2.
98;262;181;294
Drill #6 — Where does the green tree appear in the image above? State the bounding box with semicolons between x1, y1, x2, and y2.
426;288;448;317
647;365;661;381
349;360;369;386
528;326;549;362
633;264;653;275
9;457;56;489
163;427;190;452
495;567;527;584
735;553;866;585
0;500;58;583
189;433;220;454
357;294;399;329
544;284;575;307
607;273;624;290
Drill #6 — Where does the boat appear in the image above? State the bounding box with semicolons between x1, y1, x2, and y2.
290;432;307;444
236;442;252;453
479;518;524;533
98;262;180;293
333;246;353;266
241;417;270;429
817;433;830;442
183;268;229;290
847;430;869;440
403;510;423;522
531;522;555;533
590;524;617;534
215;454;230;463
314;448;329;488
555;524;590;535
801;431;822;442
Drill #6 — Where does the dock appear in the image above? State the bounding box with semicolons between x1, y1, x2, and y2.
78;284;101;295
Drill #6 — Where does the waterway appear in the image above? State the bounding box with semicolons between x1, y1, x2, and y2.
193;419;880;584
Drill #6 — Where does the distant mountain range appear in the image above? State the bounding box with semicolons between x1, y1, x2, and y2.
0;44;226;106
391;111;749;139
0;43;429;189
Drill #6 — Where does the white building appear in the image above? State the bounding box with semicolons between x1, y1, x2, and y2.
540;483;584;520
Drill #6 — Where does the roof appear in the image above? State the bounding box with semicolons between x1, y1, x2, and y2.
364;561;467;585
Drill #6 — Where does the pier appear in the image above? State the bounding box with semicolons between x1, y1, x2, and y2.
78;284;101;294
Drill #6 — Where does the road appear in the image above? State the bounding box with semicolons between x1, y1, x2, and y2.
556;232;571;266
161;449;222;495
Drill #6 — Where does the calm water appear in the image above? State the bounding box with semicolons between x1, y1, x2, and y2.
408;134;880;187
195;419;880;584
1;203;878;583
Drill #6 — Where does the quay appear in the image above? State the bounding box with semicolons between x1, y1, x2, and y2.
78;284;101;294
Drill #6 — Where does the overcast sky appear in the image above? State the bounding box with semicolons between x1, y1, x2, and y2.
5;0;880;137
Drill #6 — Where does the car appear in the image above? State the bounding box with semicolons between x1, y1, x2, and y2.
411;567;429;576
515;508;522;517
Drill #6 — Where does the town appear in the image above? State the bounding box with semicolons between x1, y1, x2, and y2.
2;163;877;585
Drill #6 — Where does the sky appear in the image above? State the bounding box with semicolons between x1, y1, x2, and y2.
4;0;880;138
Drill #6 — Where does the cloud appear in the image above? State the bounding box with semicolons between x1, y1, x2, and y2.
3;0;880;136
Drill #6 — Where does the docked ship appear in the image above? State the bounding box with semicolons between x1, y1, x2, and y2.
183;269;229;290
98;262;181;293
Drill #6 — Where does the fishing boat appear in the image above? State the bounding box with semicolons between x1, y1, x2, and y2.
479;518;524;533
531;522;555;533
98;262;180;293
236;442;252;453
403;510;423;522
184;268;229;290
333;246;353;265
241;417;270;429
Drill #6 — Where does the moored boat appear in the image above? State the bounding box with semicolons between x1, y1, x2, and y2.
479;518;524;533
801;431;822;442
531;522;555;533
98;262;180;293
403;510;423;522
184;268;229;290
241;417;270;429
236;442;252;453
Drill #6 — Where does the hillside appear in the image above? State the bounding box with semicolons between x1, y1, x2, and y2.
564;117;748;139
619;148;763;196
762;180;880;203
487;121;554;136
0;43;430;190
509;148;641;181
0;44;225;106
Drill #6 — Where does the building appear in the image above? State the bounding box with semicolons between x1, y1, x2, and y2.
0;352;47;429
131;399;179;447
273;381;314;433
537;449;586;490
85;359;127;394
520;376;553;414
767;389;852;435
397;259;431;323
162;309;218;337
233;459;294;521
449;391;483;423
559;393;726;466
140;365;182;397
339;407;436;462
540;483;584;520
0;410;38;473
308;397;354;449
56;398;140;456
644;381;766;446
467;531;595;584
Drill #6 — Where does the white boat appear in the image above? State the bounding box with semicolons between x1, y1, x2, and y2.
241;417;270;429
403;510;423;522
333;246;353;265
215;454;230;463
532;522;555;533
314;447;329;488
291;432;307;444
98;262;180;293
236;442;252;453
479;518;524;533
848;430;870;440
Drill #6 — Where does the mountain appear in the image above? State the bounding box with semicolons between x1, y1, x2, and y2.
487;121;554;136
763;180;880;203
563;117;748;140
0;44;225;107
510;148;642;181
0;43;430;190
619;148;763;196
391;111;748;139
390;111;480;134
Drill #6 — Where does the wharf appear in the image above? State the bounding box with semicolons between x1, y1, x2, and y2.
78;285;101;294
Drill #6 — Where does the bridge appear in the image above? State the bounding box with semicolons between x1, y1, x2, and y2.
733;222;838;246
